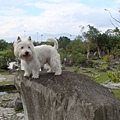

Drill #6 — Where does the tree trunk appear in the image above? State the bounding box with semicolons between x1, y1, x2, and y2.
97;45;101;58
86;42;90;59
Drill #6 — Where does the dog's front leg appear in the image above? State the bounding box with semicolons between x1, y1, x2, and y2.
32;72;39;78
24;69;31;77
32;68;39;78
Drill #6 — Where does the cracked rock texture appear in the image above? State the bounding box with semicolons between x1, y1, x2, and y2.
14;71;120;120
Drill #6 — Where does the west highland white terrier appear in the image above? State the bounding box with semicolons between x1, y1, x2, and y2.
13;36;62;78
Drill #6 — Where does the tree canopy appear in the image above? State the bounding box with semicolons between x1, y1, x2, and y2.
0;26;120;69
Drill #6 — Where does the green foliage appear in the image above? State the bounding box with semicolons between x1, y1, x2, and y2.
0;39;8;50
0;50;15;69
118;65;120;70
83;25;100;43
58;48;68;61
72;53;87;66
58;36;71;50
84;60;94;68
107;70;120;83
0;39;16;69
0;26;120;69
91;74;99;81
103;55;111;62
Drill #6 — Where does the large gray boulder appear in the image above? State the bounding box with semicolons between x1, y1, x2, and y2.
14;71;120;120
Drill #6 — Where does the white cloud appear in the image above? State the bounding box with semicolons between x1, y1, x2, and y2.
0;0;119;41
115;0;120;4
0;8;25;16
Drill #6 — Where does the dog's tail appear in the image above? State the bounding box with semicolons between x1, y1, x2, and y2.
47;38;58;49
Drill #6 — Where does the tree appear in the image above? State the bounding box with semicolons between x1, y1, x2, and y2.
109;36;120;59
83;25;101;58
97;33;109;55
105;9;120;28
0;39;8;50
58;36;71;50
113;27;120;36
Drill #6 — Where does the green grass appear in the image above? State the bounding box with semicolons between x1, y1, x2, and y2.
0;71;9;75
95;72;109;83
112;90;120;100
92;59;105;63
0;81;14;85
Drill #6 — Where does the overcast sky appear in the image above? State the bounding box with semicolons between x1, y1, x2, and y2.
0;0;120;42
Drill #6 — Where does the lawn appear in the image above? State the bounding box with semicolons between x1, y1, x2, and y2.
0;71;9;75
0;81;14;85
112;89;120;100
0;71;14;85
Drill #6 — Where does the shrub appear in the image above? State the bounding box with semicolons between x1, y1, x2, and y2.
84;60;94;68
103;55;111;62
107;70;120;83
72;53;87;66
91;74;99;81
0;50;15;69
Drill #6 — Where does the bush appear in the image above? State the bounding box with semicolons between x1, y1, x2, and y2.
84;60;94;68
0;50;15;70
0;57;8;69
103;55;111;62
91;74;99;81
72;53;87;66
107;70;120;83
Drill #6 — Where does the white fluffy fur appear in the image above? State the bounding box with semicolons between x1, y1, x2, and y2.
13;36;62;78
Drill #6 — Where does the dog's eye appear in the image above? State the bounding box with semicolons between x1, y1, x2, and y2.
21;46;24;49
28;46;30;48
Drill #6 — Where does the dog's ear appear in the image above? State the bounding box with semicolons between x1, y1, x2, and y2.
13;36;21;47
28;36;31;41
17;36;21;42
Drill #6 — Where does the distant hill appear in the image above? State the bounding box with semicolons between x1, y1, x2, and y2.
4;33;77;43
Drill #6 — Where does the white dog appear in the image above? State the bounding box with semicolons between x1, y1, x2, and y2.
13;36;62;78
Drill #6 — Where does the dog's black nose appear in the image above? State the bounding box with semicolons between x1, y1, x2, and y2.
25;51;29;55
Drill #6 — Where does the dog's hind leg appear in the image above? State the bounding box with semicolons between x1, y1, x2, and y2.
44;63;52;73
54;65;62;75
50;55;62;75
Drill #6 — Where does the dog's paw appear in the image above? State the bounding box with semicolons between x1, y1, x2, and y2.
24;73;30;77
54;72;61;75
47;70;52;73
32;75;39;79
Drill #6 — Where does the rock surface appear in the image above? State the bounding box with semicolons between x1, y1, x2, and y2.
102;82;120;89
1;96;23;111
15;71;120;120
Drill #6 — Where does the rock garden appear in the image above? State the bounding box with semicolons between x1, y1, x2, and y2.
0;72;24;120
0;59;120;119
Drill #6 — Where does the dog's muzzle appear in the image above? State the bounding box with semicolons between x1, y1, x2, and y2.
22;51;30;60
